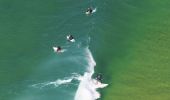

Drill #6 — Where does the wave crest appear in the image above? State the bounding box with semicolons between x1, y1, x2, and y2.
74;48;108;100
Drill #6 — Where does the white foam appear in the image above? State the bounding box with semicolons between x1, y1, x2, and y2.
32;73;81;88
74;48;108;100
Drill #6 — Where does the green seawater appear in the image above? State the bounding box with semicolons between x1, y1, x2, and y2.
0;0;170;100
91;0;170;100
0;0;97;100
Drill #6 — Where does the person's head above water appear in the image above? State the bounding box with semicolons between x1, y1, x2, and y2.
68;35;74;40
95;73;103;81
87;7;93;13
57;46;61;51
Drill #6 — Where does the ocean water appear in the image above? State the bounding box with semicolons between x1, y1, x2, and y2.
92;0;170;100
2;0;169;100
0;0;108;100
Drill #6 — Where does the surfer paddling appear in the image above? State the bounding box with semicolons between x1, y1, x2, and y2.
85;7;97;15
85;7;93;15
53;46;63;53
67;34;75;42
52;34;75;54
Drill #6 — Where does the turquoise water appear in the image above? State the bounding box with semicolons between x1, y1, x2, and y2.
2;0;170;100
0;0;93;100
0;0;104;100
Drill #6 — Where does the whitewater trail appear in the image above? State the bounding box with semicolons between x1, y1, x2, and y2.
74;48;108;100
31;73;81;88
31;48;107;100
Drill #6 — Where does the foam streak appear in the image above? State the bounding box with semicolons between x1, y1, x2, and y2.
32;73;81;88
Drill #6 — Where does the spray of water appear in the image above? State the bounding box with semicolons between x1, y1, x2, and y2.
32;73;81;88
74;48;108;100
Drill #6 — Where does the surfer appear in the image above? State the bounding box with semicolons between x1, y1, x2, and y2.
86;7;93;15
53;46;62;53
67;34;75;42
95;73;103;82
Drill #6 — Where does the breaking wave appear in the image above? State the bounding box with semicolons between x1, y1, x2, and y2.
74;48;108;100
31;47;107;100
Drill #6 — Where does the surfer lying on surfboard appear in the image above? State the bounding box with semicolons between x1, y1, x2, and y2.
53;46;63;53
85;7;96;15
67;35;75;42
